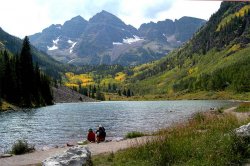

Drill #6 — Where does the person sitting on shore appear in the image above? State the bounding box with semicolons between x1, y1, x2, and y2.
87;128;95;143
96;125;106;143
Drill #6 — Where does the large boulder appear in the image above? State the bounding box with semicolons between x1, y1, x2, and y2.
42;146;92;166
235;123;250;137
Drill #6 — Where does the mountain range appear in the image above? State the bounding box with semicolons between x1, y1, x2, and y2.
29;10;205;66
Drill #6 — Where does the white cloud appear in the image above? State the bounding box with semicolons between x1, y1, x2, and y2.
0;0;221;38
119;0;221;28
0;0;51;38
157;0;221;21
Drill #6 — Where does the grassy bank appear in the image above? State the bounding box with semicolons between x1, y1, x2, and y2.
235;103;250;113
0;101;17;111
105;91;250;101
93;110;250;166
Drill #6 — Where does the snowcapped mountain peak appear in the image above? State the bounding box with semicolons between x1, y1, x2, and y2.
30;12;206;66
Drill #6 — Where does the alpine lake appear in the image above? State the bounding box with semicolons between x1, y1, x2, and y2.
0;100;237;152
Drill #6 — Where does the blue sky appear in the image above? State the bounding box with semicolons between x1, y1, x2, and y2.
0;0;221;38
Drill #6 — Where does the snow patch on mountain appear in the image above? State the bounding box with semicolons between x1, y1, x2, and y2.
56;26;62;29
68;40;73;44
69;42;77;53
67;58;77;64
47;45;58;51
113;36;143;46
123;35;143;44
113;42;123;45
53;37;60;45
47;37;60;51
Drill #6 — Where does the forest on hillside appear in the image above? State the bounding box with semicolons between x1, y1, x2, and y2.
0;37;53;108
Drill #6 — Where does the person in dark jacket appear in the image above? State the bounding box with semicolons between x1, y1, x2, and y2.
96;125;106;143
87;128;95;142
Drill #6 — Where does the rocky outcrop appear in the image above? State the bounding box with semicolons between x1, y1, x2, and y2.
52;86;97;103
235;123;250;137
42;146;92;166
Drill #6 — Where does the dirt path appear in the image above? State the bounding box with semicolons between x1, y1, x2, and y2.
0;136;155;166
224;107;250;121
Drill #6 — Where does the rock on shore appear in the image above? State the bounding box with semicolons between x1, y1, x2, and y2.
235;123;250;137
42;146;91;166
52;86;97;103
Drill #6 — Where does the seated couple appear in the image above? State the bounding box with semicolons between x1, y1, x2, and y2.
87;125;106;143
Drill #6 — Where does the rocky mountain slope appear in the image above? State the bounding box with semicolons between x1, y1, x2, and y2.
29;11;205;66
52;86;96;103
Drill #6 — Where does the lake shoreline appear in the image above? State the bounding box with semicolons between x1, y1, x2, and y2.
1;106;248;166
0;100;241;153
105;91;250;101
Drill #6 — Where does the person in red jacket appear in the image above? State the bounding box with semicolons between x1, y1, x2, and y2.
87;128;95;142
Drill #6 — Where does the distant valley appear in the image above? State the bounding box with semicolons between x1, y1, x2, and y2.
29;10;205;66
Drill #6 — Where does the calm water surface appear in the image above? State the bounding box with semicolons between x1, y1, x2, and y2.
0;100;236;152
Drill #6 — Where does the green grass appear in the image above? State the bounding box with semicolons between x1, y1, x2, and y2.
92;112;250;166
235;103;250;113
125;131;145;139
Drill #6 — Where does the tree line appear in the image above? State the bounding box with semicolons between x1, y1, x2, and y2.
172;57;250;93
0;37;53;107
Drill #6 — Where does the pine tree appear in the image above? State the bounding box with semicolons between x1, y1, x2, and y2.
91;90;95;98
33;63;41;105
127;89;131;97
40;74;53;105
93;85;97;93
122;89;126;96
0;37;53;107
118;89;122;96
19;36;34;106
0;52;2;106
96;90;105;101
112;84;117;91
108;83;111;92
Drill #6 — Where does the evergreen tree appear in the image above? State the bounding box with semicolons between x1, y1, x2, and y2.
91;90;95;98
127;89;131;97
3;51;16;102
19;36;34;106
33;63;41;105
0;52;2;107
118;89;122;96
122;89;126;96
0;37;53;107
40;74;53;105
93;85;97;93
108;83;111;92
82;88;88;96
112;84;117;91
96;90;105;101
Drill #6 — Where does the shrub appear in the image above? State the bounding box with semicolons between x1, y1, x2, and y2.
215;107;224;113
193;112;205;123
125;131;145;139
11;140;34;155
